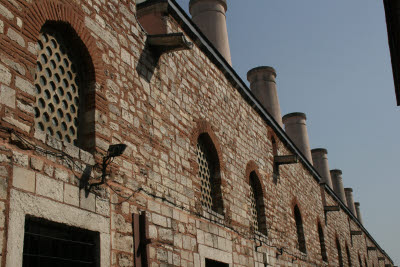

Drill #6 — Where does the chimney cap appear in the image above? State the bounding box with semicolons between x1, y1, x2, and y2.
189;0;227;12
354;202;360;206
282;112;307;122
344;188;353;192
247;66;277;80
330;169;343;175
311;148;328;154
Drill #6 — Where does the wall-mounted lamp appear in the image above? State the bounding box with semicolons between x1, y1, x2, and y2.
83;144;127;196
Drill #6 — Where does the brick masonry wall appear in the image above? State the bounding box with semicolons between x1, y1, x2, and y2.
0;0;393;266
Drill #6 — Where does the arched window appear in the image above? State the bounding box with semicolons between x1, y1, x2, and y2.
346;244;352;267
249;171;267;235
317;222;328;262
34;22;95;151
359;254;363;267
336;237;344;267
196;133;223;214
294;205;307;253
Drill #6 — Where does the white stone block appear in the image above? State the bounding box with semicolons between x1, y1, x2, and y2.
64;183;79;206
13;166;35;192
36;174;63;202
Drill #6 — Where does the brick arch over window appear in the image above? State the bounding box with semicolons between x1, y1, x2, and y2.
245;161;267;235
192;120;225;215
23;0;105;151
317;220;328;262
293;204;307;254
23;0;105;85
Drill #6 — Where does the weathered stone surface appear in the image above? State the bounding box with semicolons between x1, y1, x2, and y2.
80;190;96;212
64;183;79;206
15;76;34;95
0;176;7;199
0;63;11;85
36;174;63;202
7;28;25;47
0;85;15;108
0;3;13;20
13;166;35;192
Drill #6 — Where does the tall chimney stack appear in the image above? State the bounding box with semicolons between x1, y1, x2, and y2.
311;148;333;188
330;169;347;204
189;0;232;64
354;202;363;224
344;188;357;215
282;113;313;163
247;66;283;126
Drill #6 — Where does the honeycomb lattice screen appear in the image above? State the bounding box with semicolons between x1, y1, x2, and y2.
34;29;80;145
197;140;214;210
249;177;259;232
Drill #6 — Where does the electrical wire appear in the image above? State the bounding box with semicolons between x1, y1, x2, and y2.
0;125;368;265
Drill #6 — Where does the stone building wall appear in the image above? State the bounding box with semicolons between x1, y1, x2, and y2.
0;0;394;266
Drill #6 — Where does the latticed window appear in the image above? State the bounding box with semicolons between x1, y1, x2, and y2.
249;171;266;234
33;23;94;150
196;134;223;214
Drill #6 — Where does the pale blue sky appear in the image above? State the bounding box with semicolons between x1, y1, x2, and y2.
176;0;399;263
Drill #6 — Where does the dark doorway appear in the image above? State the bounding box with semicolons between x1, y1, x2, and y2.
206;258;229;267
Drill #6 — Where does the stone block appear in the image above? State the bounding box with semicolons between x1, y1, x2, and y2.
36;174;63;201
15;76;34;95
55;169;69;182
112;213;131;233
64;183;79;206
7;28;25;47
13;166;35;192
112;232;133;253
80;190;96;212
0;177;7;199
96;197;110;216
12;151;28;167
0;63;11;86
0;3;13;20
159;228;173;243
152;213;167;227
0;85;15;108
0;201;5;225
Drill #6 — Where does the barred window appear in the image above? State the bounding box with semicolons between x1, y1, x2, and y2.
294;205;307;253
34;23;94;151
23;216;99;267
249;171;267;235
196;134;223;214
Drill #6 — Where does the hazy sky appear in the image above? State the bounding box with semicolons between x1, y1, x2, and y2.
175;0;399;263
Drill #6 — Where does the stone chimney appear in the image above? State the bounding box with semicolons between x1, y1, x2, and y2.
354;202;363;224
189;0;232;64
311;148;333;188
330;169;347;204
344;188;357;215
282;113;313;163
247;66;283;126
